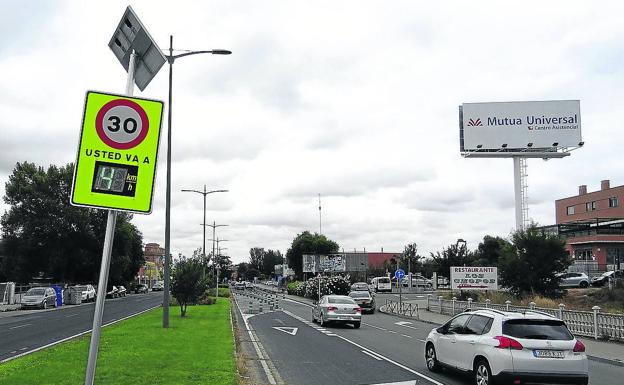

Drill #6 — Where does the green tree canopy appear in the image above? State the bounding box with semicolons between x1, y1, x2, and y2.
286;231;339;278
262;249;283;277
499;225;570;297
430;243;475;278
473;235;511;266
171;257;208;317
0;162;144;284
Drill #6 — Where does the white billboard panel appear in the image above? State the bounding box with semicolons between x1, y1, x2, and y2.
451;266;498;291
319;254;346;272
303;255;316;273
461;100;581;151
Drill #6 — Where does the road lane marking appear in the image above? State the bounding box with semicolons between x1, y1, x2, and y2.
233;294;277;384
9;324;31;330
401;334;413;338
395;321;418;330
65;313;79;318
19;347;27;351
0;304;161;364
272;327;298;336
363;323;387;331
388;330;398;334
362;350;382;361
333;334;445;385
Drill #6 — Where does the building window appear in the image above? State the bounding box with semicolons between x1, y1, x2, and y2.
609;197;619;208
574;249;593;261
567;206;575;215
585;201;596;211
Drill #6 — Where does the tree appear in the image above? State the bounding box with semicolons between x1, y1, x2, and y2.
430;243;475;278
402;242;422;273
499;225;570;297
171;257;208;317
1;162;144;284
286;231;339;278
473;235;511;266
262;249;283;277
249;247;265;271
213;253;233;282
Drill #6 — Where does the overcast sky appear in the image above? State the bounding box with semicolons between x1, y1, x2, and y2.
2;1;623;264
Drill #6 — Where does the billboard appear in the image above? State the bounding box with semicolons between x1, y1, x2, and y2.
450;266;498;291
303;255;316;273
319;254;346;272
460;100;581;151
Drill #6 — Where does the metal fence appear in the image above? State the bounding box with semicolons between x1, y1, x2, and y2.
426;295;624;342
384;299;419;319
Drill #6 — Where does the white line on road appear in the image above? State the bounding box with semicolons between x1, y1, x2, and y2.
361;350;382;361
388;330;398;334
401;334;413;338
1;304;160;364
395;321;419;330
333;334;445;385
9;324;31;330
65;313;79;318
363;323;387;331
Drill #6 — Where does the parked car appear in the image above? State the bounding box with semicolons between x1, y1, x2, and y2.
311;295;362;328
401;274;433;288
370;277;392;292
21;287;57;309
348;290;375;313
591;270;624;287
117;285;127;297
106;285;119;298
152;281;164;291
245;281;254;289
350;282;370;292
425;309;588;385
235;282;246;290
75;284;96;302
557;272;590;288
133;284;148;294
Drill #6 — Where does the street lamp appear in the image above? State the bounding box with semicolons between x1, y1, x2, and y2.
181;186;228;275
209;238;230;301
162;37;231;328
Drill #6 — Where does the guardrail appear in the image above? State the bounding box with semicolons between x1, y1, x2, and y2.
384;299;419;319
426;295;624;342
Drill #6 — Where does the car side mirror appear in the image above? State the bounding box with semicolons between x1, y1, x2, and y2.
436;326;446;334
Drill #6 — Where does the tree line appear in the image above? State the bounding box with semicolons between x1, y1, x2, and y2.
0;162;144;285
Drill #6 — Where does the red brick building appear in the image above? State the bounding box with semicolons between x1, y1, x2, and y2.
554;180;624;270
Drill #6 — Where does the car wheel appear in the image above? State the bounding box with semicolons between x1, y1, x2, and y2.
474;359;495;385
353;322;361;329
369;308;375;314
425;343;440;372
42;301;47;310
579;281;589;288
311;310;316;323
320;312;326;327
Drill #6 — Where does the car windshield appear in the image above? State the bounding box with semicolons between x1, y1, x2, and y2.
377;278;390;283
75;286;86;291
503;319;573;340
26;288;46;296
349;292;370;298
327;297;356;304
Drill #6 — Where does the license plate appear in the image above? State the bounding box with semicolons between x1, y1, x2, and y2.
533;350;565;358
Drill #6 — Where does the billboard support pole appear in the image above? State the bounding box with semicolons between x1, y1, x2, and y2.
84;50;136;385
513;157;523;231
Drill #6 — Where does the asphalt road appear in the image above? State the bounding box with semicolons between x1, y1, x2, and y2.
0;291;162;362
235;287;623;385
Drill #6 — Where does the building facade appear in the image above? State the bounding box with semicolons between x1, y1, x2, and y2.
554;180;624;271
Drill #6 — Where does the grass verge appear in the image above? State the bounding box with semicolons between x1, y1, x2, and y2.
0;300;236;385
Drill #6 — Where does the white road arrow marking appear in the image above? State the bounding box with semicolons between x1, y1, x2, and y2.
395;321;418;330
272;326;298;336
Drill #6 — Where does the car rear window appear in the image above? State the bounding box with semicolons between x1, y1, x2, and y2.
377;278;390;283
27;288;46;295
328;297;356;304
349;292;370;299
503;319;573;340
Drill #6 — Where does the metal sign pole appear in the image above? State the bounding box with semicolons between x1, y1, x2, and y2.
84;50;136;385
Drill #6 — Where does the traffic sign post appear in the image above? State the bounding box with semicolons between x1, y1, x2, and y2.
395;269;405;309
71;91;163;213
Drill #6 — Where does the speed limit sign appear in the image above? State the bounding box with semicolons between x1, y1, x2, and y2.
71;91;164;213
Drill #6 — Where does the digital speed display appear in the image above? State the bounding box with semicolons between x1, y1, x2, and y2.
91;161;138;197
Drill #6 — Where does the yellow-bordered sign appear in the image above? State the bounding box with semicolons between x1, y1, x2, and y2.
71;91;164;213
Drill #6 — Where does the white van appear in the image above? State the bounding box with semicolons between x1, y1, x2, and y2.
370;277;392;293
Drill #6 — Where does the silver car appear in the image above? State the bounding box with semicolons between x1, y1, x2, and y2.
311;295;362;328
557;272;590;288
21;287;57;309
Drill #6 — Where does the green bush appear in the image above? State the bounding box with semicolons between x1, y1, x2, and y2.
304;276;350;300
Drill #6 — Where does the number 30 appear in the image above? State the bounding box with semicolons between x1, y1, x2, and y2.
107;116;138;134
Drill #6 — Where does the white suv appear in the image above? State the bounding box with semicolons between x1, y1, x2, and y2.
425;309;588;385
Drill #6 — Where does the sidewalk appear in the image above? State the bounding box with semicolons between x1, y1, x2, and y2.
381;302;624;367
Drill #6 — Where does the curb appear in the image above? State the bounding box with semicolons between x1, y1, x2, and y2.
378;305;624;368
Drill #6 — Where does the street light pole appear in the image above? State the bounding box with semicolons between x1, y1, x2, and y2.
181;186;228;276
162;36;231;328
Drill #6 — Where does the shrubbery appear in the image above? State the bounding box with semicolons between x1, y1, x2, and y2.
287;276;351;300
